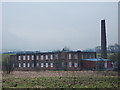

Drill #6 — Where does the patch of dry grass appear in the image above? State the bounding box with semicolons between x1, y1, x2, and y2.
2;71;119;88
2;71;118;78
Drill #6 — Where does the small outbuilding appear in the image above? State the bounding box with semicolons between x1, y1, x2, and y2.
81;58;113;70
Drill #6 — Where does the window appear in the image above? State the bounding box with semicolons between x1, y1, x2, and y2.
55;54;58;59
18;56;21;60
50;63;53;67
36;55;39;60
19;63;21;67
41;63;44;67
68;54;71;59
90;54;93;58
104;61;107;68
84;55;86;59
27;63;30;67
32;55;34;60
85;54;88;59
32;63;34;67
41;55;44;60
46;55;48;60
68;62;72;67
89;54;91;58
62;62;64;67
86;54;88;58
74;54;78;59
46;63;48;67
23;56;26;60
81;54;83;59
74;62;78;67
37;63;39;67
23;63;26;67
27;56;30;60
13;64;14;68
50;55;53;60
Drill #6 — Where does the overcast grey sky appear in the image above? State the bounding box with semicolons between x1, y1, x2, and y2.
2;2;118;51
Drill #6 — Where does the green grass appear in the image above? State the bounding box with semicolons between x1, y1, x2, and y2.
2;75;119;88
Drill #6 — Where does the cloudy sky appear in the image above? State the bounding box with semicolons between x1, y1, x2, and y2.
2;2;118;51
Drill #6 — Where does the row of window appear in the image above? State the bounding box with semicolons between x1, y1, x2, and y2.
17;62;78;68
18;54;58;60
68;54;78;59
18;54;95;61
81;54;95;59
68;62;78;67
18;63;54;68
68;54;95;59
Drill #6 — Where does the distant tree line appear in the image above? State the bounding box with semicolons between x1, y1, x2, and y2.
84;43;120;53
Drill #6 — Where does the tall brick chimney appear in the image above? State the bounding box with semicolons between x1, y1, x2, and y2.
101;19;107;59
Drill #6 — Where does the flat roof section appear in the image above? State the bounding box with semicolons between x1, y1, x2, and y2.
82;58;111;61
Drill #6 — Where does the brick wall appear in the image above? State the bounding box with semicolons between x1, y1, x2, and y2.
9;51;96;71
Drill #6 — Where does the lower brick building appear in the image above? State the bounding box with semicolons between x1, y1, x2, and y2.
81;59;113;70
10;50;97;71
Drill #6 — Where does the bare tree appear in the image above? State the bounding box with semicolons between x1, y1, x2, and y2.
95;46;101;53
108;43;120;53
2;55;13;74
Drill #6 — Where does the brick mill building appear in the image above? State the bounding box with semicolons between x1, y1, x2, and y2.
10;50;97;71
9;19;114;71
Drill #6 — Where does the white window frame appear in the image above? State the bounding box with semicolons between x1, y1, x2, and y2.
32;63;34;67
41;63;44;67
69;62;72;67
23;63;26;67
32;55;34;60
50;54;53;60
36;55;39;60
55;54;58;59
41;55;44;60
68;53;71;59
46;55;48;60
13;64;14;67
23;56;26;60
18;56;21;60
50;63;53;67
19;63;21;67
74;54;78;59
62;62;64;67
27;63;30;67
46;63;48;67
74;62;78;67
37;63;39;67
104;61;107;68
27;56;30;60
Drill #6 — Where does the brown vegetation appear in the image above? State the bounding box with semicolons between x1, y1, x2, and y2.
2;71;119;88
2;71;118;78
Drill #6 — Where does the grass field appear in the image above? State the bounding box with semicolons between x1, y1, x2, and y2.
2;71;119;89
